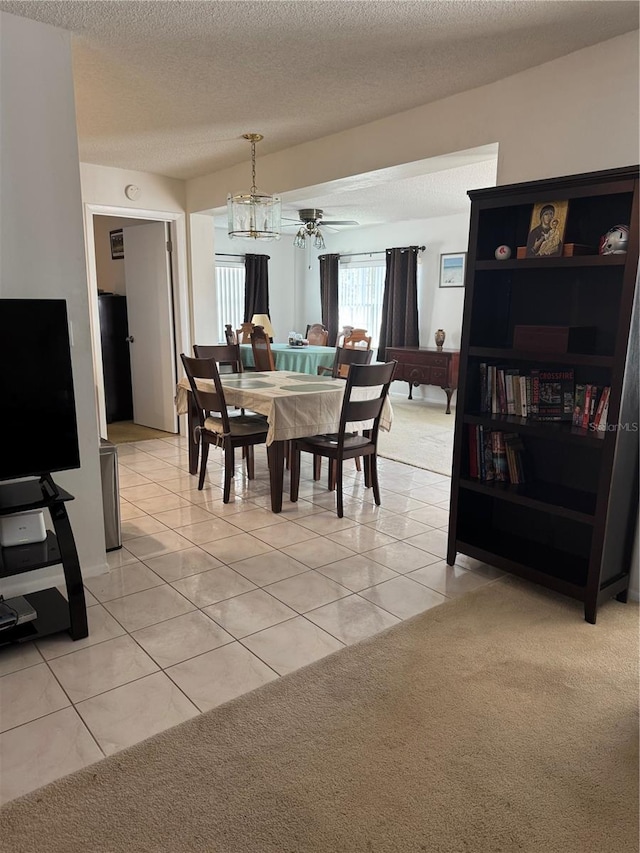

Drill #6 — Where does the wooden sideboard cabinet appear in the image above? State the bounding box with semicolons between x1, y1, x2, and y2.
386;346;460;413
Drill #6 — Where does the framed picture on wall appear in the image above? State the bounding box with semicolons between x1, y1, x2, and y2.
439;252;466;287
110;229;124;260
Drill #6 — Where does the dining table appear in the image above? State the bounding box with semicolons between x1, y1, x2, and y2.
240;343;336;375
175;370;393;513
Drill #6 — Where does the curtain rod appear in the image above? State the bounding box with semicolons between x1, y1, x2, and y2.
338;246;425;260
215;252;244;258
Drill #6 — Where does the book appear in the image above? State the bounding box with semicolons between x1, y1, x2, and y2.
593;386;610;431
581;385;593;429
492;431;508;482
573;384;587;427
532;368;574;420
468;425;479;478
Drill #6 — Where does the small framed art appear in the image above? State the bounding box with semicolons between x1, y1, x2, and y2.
525;200;569;258
110;229;124;260
439;252;466;288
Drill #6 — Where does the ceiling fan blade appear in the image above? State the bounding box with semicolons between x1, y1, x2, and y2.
321;220;359;226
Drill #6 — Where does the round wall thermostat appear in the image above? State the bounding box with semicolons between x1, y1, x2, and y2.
495;245;511;260
125;184;141;201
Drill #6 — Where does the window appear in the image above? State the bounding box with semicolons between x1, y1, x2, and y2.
338;260;385;347
215;263;245;342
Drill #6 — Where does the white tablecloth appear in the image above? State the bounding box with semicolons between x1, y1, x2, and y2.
175;371;393;446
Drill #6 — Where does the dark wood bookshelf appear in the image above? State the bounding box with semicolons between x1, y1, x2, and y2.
0;478;88;647
448;165;639;623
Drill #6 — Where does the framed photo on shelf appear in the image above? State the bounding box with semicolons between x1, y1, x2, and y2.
525;200;569;258
110;229;124;260
439;252;466;288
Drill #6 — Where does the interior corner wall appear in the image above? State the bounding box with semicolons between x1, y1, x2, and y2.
0;11;107;587
94;217;127;294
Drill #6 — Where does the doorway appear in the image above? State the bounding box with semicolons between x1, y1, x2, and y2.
84;205;190;441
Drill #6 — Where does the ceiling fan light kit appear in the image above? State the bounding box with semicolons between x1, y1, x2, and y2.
290;208;359;250
227;133;281;241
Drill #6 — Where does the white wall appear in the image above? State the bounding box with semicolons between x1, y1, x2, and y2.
0;12;107;590
187;31;639;214
94;216;126;294
81;163;186;212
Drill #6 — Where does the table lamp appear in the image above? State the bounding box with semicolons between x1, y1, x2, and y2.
251;313;275;342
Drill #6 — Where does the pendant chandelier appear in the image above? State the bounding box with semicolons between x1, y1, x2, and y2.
227;133;281;241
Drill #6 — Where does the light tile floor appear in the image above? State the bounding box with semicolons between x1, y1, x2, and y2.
0;435;504;804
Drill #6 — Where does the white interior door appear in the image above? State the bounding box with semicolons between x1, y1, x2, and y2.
123;221;177;433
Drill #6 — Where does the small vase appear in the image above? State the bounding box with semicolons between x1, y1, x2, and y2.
434;329;446;350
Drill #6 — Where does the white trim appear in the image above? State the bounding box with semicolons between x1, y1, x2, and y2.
83;204;190;437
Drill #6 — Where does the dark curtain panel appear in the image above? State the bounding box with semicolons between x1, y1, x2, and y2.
244;254;270;321
377;246;420;361
319;253;340;345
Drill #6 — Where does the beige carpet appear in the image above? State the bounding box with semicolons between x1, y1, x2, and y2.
2;577;637;853
378;395;455;475
106;421;178;444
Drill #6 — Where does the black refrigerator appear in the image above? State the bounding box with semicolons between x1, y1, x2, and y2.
98;293;133;423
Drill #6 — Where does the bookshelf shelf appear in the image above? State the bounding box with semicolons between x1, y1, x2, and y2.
458;478;596;525
448;165;639;623
463;413;605;446
468;348;614;368
475;255;626;271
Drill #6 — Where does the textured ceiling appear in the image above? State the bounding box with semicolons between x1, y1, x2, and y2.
1;1;638;181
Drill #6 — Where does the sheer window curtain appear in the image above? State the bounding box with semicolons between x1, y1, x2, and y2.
377;246;420;361
319;253;339;345
244;254;270;322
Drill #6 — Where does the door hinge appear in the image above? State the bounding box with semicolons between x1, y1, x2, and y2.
166;240;173;253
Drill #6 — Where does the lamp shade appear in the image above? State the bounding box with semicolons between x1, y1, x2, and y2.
251;314;275;339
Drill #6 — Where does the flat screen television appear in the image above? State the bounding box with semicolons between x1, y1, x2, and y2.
0;299;80;481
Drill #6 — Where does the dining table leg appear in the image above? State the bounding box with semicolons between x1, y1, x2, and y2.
266;440;285;512
187;391;199;475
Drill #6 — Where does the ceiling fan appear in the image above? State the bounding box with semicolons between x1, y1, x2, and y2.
283;208;359;249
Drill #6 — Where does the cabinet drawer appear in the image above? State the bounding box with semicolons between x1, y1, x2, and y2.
430;367;448;385
405;365;429;384
428;355;449;368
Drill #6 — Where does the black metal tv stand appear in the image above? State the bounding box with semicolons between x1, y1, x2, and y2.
0;477;88;646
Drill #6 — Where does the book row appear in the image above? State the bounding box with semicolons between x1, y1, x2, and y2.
468;427;527;484
479;363;611;428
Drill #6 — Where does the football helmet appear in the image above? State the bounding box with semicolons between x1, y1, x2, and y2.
599;224;629;255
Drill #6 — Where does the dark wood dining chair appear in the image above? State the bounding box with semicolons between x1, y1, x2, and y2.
250;325;276;371
180;354;268;502
193;343;243;374
305;323;329;346
290;361;397;518
315;346;375;480
317;345;373;379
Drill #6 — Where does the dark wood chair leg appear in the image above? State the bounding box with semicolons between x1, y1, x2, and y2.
313;455;322;481
290;442;300;502
363;453;372;488
223;443;234;503
328;459;337;492
354;457;362;473
336;459;344;518
245;445;255;479
370;453;381;505
198;440;209;490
